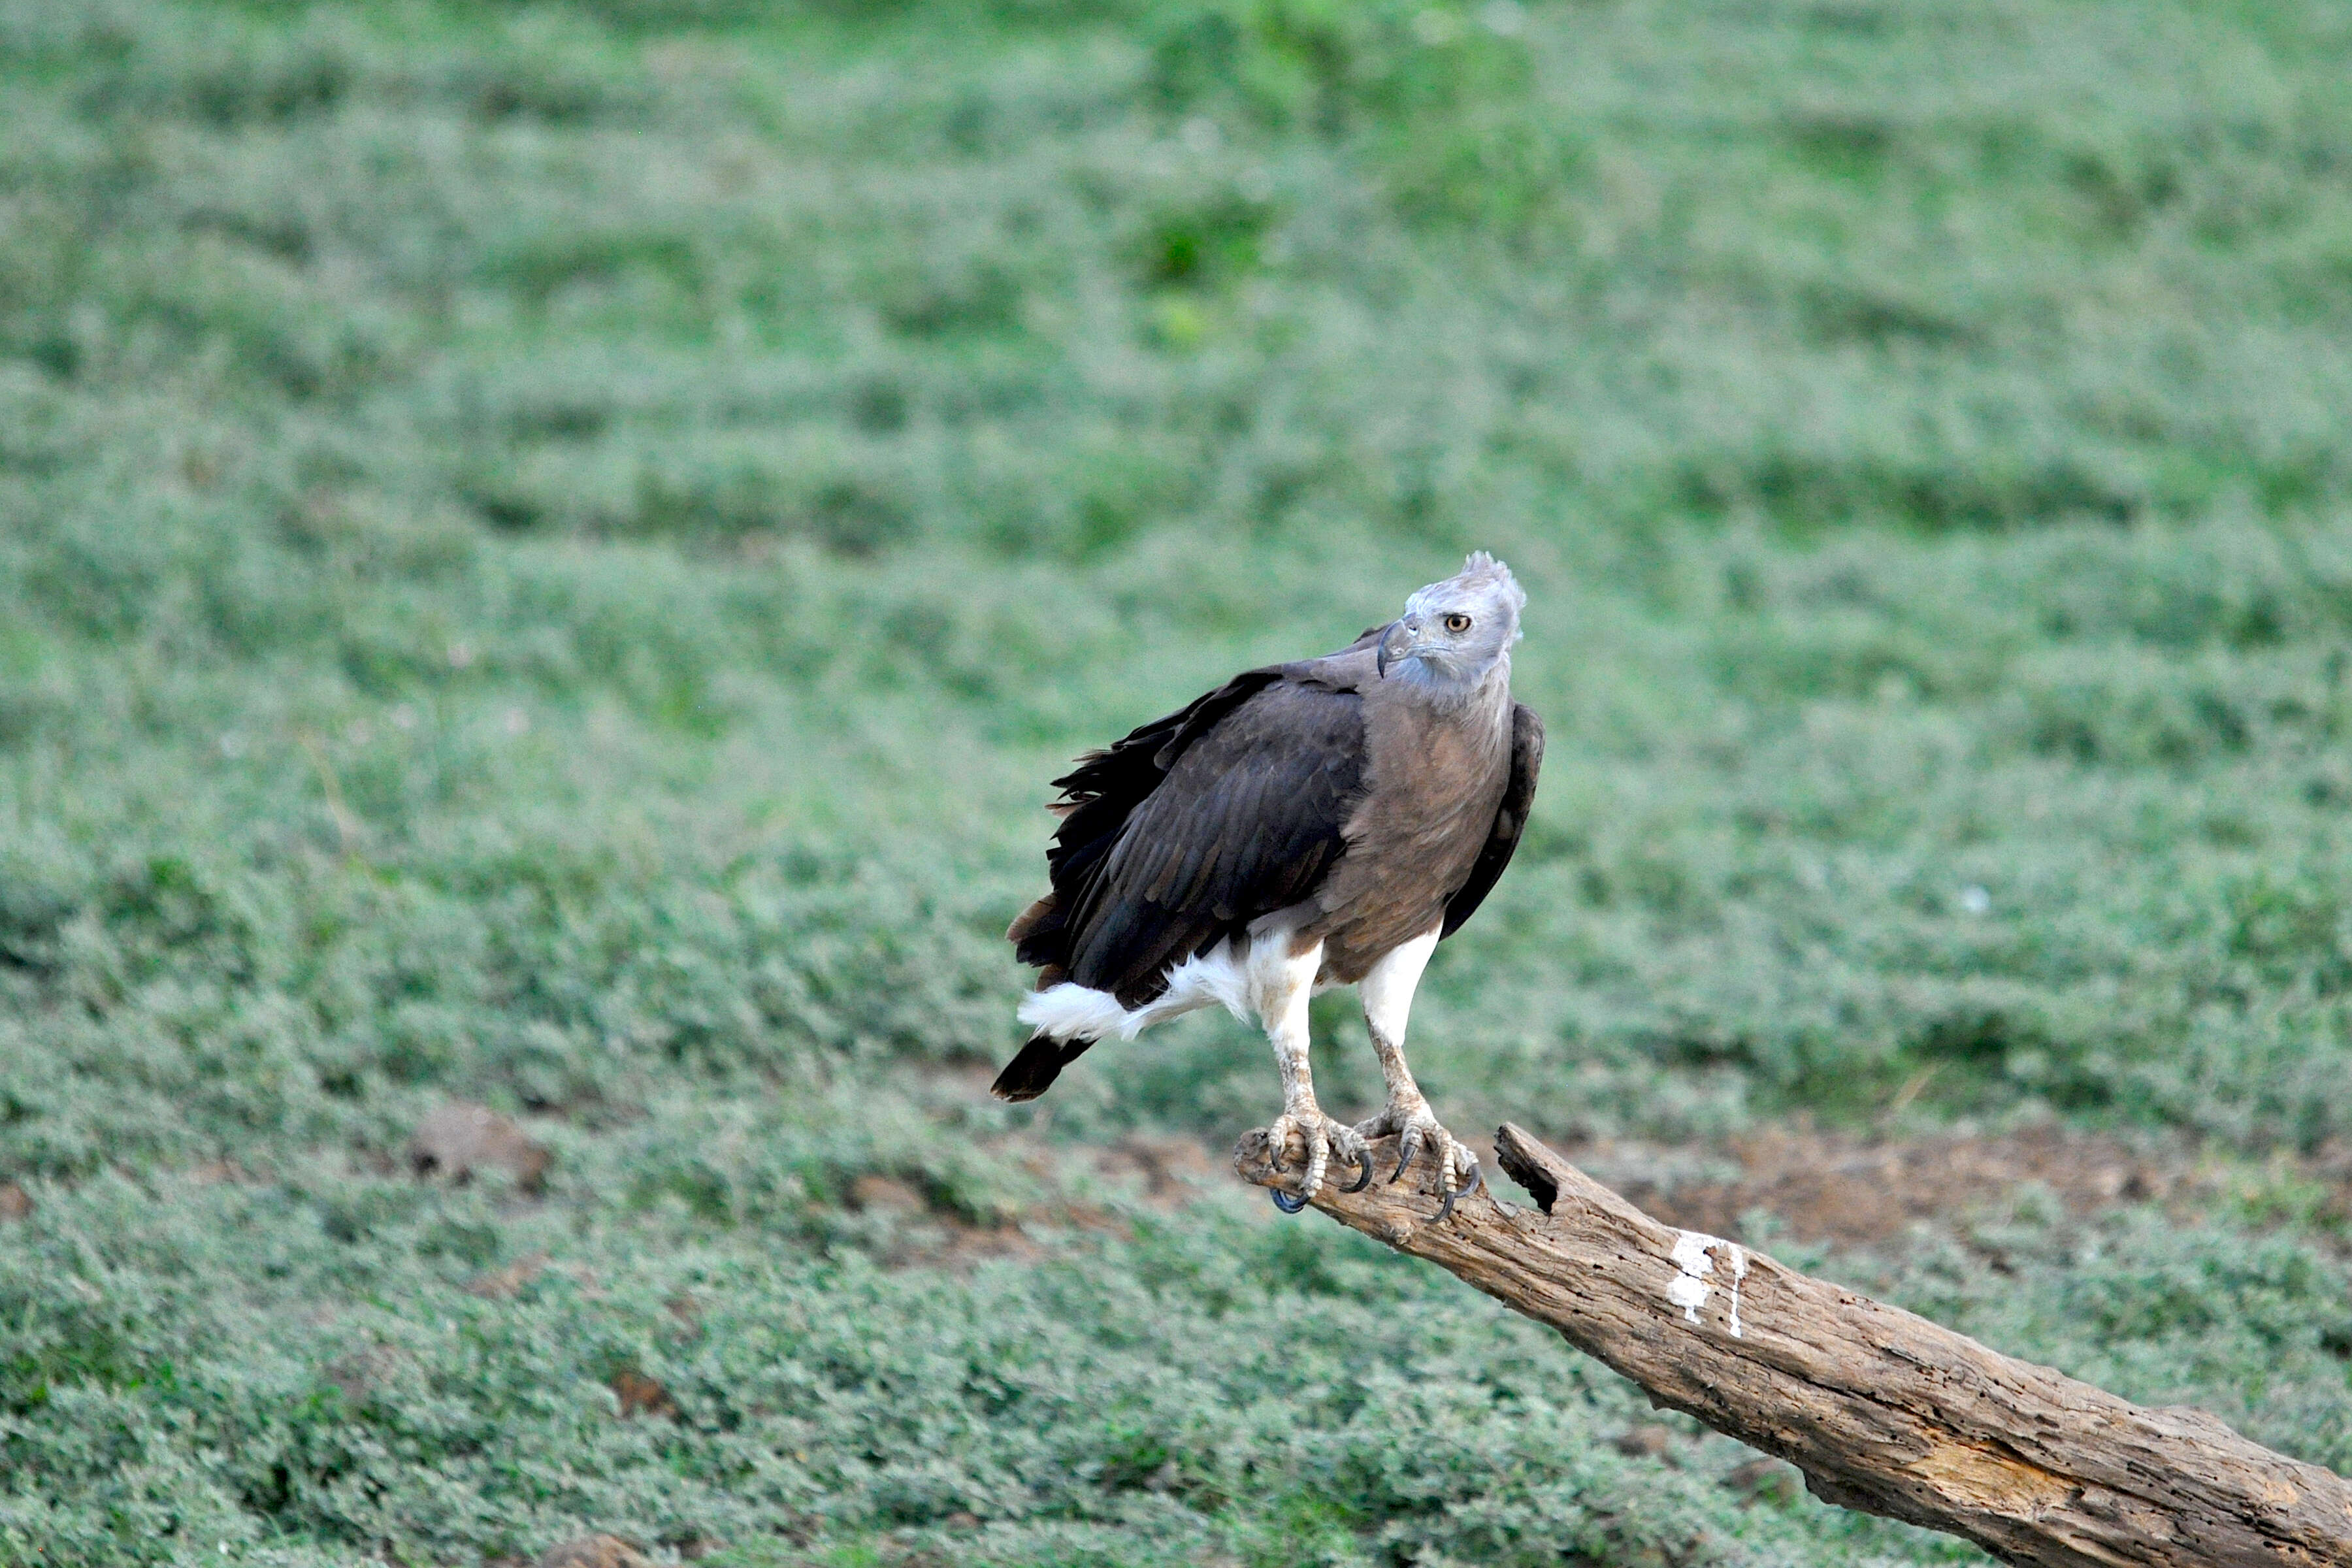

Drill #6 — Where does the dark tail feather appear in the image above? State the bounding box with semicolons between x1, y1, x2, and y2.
990;1032;1097;1102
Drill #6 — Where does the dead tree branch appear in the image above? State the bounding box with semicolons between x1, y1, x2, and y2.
1233;1122;2352;1567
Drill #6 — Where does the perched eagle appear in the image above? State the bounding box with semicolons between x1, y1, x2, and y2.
996;553;1543;1217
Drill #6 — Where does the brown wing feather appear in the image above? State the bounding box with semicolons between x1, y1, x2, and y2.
1439;702;1544;939
1011;659;1371;1011
1065;680;1365;1005
1006;666;1285;975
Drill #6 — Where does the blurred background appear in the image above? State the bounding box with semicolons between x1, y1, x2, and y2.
5;1;2352;1563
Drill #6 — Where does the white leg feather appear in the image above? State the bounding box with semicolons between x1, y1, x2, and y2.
1354;925;1479;1212
1250;926;1367;1207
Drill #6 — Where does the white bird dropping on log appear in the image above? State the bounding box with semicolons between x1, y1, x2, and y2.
1667;1231;1748;1337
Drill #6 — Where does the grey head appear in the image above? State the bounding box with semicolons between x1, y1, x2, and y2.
1375;551;1527;695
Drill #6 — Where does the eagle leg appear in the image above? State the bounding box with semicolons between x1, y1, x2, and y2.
1272;1149;1373;1212
1258;932;1369;1211
1357;1102;1482;1219
1352;928;1479;1218
1265;1109;1371;1211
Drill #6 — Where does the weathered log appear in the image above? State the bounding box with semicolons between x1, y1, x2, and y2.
1233;1122;2352;1567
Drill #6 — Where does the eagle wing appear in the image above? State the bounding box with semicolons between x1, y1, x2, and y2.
1438;701;1544;939
1010;648;1375;1009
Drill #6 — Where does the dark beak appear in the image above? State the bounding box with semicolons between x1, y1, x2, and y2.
1375;619;1411;679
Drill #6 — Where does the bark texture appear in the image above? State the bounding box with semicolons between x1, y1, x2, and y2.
1233;1122;2352;1567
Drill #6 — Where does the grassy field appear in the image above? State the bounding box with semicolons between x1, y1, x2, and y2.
7;0;2352;1561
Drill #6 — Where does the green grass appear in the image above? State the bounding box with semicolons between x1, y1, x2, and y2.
6;0;2352;1561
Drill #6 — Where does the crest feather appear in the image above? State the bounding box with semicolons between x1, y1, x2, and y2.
1455;551;1527;616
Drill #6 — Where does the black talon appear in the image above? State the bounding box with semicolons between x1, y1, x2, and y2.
1434;1164;1484;1222
1341;1149;1375;1193
1271;1188;1309;1213
1388;1132;1423;1185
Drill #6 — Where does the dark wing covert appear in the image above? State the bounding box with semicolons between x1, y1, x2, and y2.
1010;661;1370;1009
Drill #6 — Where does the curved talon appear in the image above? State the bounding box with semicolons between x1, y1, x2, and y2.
1389;1128;1423;1184
1431;1157;1484;1222
1271;1188;1309;1214
1341;1149;1375;1193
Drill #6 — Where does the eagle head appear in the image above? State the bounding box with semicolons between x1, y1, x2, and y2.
1377;551;1526;687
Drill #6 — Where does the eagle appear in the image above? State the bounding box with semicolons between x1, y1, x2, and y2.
994;553;1544;1218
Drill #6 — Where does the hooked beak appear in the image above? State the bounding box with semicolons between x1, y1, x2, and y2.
1375;618;1415;679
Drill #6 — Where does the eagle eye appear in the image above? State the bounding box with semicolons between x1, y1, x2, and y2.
1443;613;1472;634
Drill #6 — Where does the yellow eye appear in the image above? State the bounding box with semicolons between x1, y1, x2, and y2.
1443;613;1472;634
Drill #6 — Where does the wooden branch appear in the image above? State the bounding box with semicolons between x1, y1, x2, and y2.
1233;1122;2352;1567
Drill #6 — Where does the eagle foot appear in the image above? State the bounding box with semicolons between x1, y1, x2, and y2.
1355;1103;1481;1220
1266;1110;1370;1212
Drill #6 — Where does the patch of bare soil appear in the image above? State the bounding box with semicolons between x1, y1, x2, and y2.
610;1367;678;1420
465;1252;551;1299
861;1134;1232;1270
407;1100;551;1192
896;1119;2214;1267
874;1071;2347;1269
1554;1122;2210;1248
1089;1132;1226;1207
531;1535;652;1568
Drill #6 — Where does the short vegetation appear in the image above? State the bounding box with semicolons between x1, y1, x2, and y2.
5;0;2352;1562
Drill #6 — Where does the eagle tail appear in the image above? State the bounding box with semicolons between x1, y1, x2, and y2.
989;1031;1097;1102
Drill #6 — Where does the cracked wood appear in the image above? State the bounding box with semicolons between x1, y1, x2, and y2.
1233;1121;2352;1568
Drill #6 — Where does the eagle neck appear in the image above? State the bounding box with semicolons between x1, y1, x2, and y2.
1387;651;1512;722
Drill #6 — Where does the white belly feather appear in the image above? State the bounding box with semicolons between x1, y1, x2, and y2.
1018;915;1330;1042
1016;916;1441;1046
